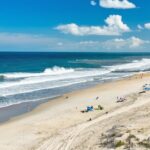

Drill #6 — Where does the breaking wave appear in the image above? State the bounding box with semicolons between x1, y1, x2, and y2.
106;58;150;72
0;58;150;108
0;66;75;79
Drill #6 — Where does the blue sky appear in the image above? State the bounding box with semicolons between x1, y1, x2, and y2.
0;0;150;52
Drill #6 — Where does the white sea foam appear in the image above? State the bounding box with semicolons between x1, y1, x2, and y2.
0;58;150;106
0;68;110;89
0;78;94;97
1;59;150;93
44;66;74;74
0;66;75;79
107;58;150;72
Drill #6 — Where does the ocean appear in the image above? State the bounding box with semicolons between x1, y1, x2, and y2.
0;52;150;108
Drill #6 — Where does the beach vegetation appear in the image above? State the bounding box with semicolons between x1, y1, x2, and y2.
138;140;150;148
95;105;103;110
126;134;139;142
115;140;125;148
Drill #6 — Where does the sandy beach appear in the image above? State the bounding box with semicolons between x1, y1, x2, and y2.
0;73;150;150
0;0;149;149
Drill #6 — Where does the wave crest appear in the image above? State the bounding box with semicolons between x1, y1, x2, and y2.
107;58;150;72
44;66;74;75
0;66;75;79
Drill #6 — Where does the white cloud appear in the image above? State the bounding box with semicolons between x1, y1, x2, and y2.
55;15;130;36
144;23;150;30
103;36;149;49
91;0;97;6
79;41;99;45
72;37;150;51
100;0;136;9
0;33;57;45
130;37;145;48
1;33;148;52
57;42;63;46
0;32;101;51
76;37;150;51
0;32;71;51
137;23;150;30
137;24;143;30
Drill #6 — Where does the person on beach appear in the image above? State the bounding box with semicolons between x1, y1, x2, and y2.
96;96;99;100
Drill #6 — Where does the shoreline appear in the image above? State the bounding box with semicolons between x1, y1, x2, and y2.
0;73;146;124
0;74;129;123
0;72;149;150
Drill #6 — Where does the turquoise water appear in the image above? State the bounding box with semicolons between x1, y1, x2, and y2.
0;52;150;107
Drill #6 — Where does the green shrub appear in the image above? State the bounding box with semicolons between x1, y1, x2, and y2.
115;140;125;148
98;105;103;110
139;141;150;148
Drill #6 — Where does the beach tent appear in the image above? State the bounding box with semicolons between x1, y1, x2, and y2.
144;87;150;91
143;84;150;91
86;106;93;111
